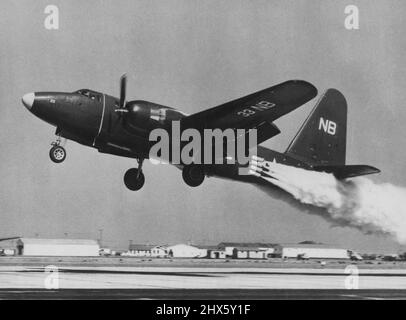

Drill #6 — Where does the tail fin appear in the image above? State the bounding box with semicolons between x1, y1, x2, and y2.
285;89;347;166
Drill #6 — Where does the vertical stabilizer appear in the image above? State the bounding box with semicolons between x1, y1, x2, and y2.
285;89;347;165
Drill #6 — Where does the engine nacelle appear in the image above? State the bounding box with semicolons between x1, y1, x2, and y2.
123;100;186;136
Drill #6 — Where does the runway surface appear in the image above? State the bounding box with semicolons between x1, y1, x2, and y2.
0;265;405;299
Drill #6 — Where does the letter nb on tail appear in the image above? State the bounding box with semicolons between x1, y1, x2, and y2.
285;88;379;179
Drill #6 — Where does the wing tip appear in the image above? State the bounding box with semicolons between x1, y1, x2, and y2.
285;79;318;98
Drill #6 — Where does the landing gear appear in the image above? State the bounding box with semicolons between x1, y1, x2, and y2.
124;158;145;191
49;146;66;163
49;137;66;163
182;165;205;187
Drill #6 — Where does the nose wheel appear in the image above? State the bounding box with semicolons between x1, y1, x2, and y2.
124;158;145;191
49;137;66;163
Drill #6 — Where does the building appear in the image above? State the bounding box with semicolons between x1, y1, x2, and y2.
16;238;100;256
99;247;112;256
232;247;268;259
208;250;226;259
196;245;225;259
274;243;350;259
151;245;168;258
166;244;206;258
0;237;20;256
258;246;276;258
127;244;154;257
217;242;276;258
126;244;169;257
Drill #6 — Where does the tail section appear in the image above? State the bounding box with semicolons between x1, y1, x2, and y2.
285;88;347;166
285;88;380;179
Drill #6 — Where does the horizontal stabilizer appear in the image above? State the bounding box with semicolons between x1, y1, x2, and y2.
313;165;380;180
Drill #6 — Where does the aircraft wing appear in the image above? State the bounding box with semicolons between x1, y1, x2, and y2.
181;80;317;136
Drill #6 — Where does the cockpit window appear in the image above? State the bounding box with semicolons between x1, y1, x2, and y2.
76;89;90;97
76;89;101;102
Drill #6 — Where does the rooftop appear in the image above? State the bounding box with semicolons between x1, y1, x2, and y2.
276;243;346;249
234;247;268;251
18;238;99;246
218;242;277;248
128;244;168;251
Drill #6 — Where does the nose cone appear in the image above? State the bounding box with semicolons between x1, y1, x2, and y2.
22;92;35;110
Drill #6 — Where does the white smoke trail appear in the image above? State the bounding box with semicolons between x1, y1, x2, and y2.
250;157;406;244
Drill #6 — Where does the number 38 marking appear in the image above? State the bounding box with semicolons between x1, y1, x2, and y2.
237;109;256;117
237;101;276;118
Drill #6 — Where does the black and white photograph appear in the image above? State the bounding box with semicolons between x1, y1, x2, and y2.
1;0;406;304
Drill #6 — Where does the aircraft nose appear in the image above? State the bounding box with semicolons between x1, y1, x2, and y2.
22;92;35;110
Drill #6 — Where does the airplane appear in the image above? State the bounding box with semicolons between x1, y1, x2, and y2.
21;75;379;191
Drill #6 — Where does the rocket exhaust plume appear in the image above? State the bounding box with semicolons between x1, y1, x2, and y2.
250;156;406;244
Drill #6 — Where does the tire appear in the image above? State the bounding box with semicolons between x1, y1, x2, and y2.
49;146;66;163
182;165;205;187
124;168;145;191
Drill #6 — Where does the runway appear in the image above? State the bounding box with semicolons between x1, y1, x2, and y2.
0;265;405;299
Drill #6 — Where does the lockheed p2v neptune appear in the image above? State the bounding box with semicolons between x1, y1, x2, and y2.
22;75;379;191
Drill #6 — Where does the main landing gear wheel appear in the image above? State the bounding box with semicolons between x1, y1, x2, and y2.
182;165;205;187
49;145;66;163
124;168;145;191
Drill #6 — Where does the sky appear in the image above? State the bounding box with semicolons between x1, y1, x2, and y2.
0;0;405;252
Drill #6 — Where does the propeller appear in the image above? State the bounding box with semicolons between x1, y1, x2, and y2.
115;73;129;114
